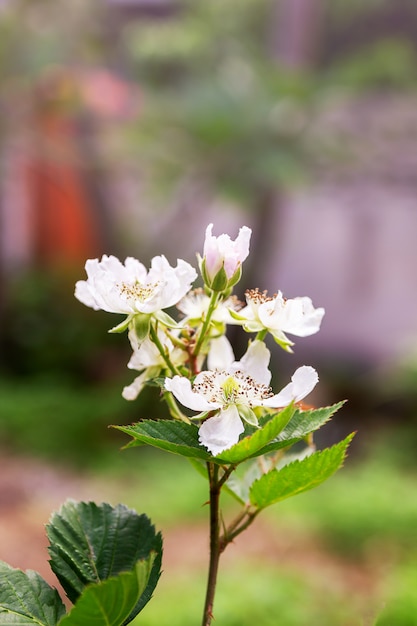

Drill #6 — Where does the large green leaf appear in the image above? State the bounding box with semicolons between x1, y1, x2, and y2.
114;420;212;461
0;562;66;625
249;433;355;509
47;501;162;622
58;557;155;626
215;404;295;464
116;406;294;466
254;402;345;456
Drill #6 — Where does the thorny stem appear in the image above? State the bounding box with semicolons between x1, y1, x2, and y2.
193;291;220;358
201;462;222;626
201;463;259;626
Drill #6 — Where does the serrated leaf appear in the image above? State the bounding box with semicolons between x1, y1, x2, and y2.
249;433;355;509
114;420;212;461
215;404;295;464
255;402;345;456
0;562;66;625
47;501;162;622
58;556;155;626
225;446;316;505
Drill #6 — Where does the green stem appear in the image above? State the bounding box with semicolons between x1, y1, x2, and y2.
193;291;221;359
149;324;181;376
201;462;222;626
255;329;268;341
163;391;191;424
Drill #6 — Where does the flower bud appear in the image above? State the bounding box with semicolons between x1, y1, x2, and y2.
199;223;251;292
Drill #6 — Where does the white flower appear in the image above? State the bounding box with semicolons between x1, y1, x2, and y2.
75;254;197;316
177;289;241;372
177;289;242;325
164;340;318;455
122;328;186;401
206;335;235;371
199;223;251;290
232;289;325;351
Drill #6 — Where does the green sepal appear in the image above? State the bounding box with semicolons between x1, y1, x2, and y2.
270;330;294;352
57;555;156;626
132;313;151;342
249;432;355;509
228;308;245;322
198;256;210;287
0;562;66;625
108;314;134;334
154;310;180;329
237;404;258;427
226;264;242;288
210;265;229;292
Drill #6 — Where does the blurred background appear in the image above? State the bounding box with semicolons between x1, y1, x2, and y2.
0;0;417;624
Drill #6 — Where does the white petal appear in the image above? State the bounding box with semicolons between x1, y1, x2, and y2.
207;336;235;370
198;405;244;455
202;224;251;281
165;376;217;411
127;329;167;370
231;340;271;386
264;366;319;408
122;372;148;400
274;296;324;337
74;280;100;310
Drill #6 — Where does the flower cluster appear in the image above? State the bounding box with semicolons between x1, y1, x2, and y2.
75;222;324;455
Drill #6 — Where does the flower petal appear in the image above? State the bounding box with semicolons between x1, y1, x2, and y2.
198;405;244;455
202;223;252;281
207;336;235;370
165;375;218;411
122;372;148;401
264;366;319;408
277;297;325;337
230;339;271;386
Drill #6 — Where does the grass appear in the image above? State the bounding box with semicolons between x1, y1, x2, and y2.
133;561;368;626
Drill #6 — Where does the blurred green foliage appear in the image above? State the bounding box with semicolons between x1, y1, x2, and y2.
102;443;417;626
0;270;120;382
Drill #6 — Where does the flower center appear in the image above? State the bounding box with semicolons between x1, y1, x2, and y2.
245;288;276;304
193;370;273;407
118;281;160;303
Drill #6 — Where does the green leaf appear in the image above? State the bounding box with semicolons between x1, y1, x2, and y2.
47;501;162;622
58;556;155;626
0;562;66;625
254;402;345;456
215;404;295;464
114;420;212;462
116;406;295;466
249;433;355;509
